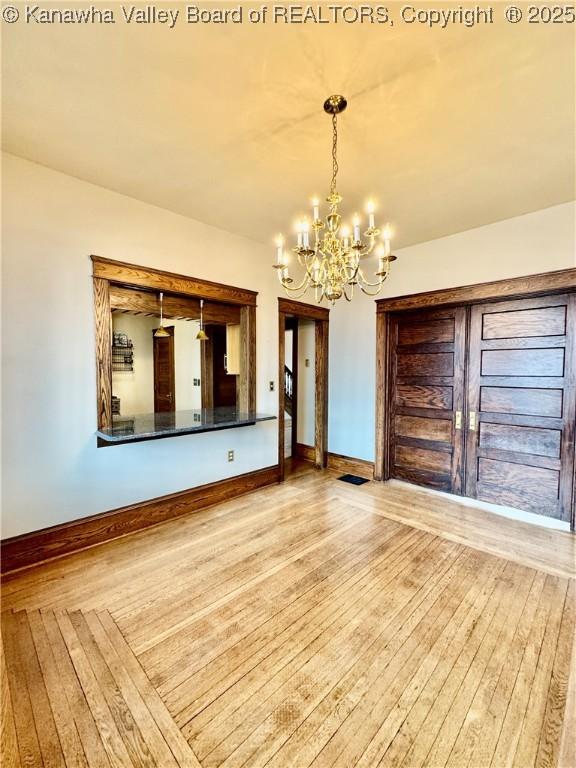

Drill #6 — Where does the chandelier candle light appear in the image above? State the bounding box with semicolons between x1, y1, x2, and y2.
274;95;397;303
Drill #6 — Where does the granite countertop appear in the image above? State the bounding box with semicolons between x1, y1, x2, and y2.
97;407;276;444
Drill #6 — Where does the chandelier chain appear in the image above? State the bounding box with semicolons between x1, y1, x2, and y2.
330;114;339;196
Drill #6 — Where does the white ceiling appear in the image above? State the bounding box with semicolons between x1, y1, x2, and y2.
2;3;575;248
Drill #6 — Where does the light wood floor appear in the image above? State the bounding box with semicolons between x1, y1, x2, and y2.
2;466;575;767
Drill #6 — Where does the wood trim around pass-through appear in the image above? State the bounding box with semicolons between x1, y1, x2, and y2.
93;256;258;430
92;256;257;306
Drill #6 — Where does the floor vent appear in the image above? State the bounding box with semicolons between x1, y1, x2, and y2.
338;474;369;486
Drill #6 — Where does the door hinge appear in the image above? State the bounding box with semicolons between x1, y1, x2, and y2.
469;411;477;431
455;411;462;430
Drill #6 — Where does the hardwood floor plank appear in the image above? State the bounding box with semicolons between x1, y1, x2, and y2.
14;609;66;767
124;499;383;653
1;467;572;768
338;480;576;578
1;485;304;613
557;586;576;768
96;611;201;768
2;611;47;768
348;552;511;768
27;610;88;768
112;493;319;628
1;630;21;768
55;612;133;768
68;611;157;768
490;575;564;767
172;528;419;731
537;580;576;768
135;500;361;661
266;547;489;768
197;539;459;767
426;561;534;768
40;611;111;768
183;528;436;755
378;553;509;768
170;520;414;721
80;611;182;768
512;577;569;767
306;552;506;768
464;571;547;768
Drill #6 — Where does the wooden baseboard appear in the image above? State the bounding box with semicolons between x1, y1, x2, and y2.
294;442;316;462
293;445;374;479
327;452;375;480
1;465;280;574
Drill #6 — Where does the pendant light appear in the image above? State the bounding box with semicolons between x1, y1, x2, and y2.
196;299;208;341
154;292;170;337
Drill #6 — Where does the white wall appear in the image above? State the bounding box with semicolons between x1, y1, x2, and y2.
112;314;156;415
1;153;278;538
328;202;576;462
2;152;574;538
284;329;292;370
297;320;316;446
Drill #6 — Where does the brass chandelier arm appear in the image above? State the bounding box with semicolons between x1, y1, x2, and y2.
356;238;378;258
279;273;309;293
282;283;316;300
357;265;390;292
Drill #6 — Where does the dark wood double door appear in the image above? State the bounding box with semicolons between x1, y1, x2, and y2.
389;294;576;523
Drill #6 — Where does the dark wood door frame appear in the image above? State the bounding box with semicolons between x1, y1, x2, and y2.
278;298;329;480
374;267;576;529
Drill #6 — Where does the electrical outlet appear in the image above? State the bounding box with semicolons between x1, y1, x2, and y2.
227;450;234;462
193;413;201;422
193;378;201;386
269;381;275;392
305;358;310;368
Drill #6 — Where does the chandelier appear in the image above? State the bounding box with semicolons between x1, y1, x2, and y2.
274;94;396;304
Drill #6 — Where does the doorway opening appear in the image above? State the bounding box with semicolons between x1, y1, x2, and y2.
201;324;238;409
278;299;329;481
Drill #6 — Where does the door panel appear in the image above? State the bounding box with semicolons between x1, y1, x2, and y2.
395;415;453;443
479;386;563;418
398;318;455;345
480;348;565;377
395;445;452;473
389;307;466;493
153;326;175;413
395;384;453;410
478;422;561;458
482;305;566;338
466;294;576;522
397;352;453;377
